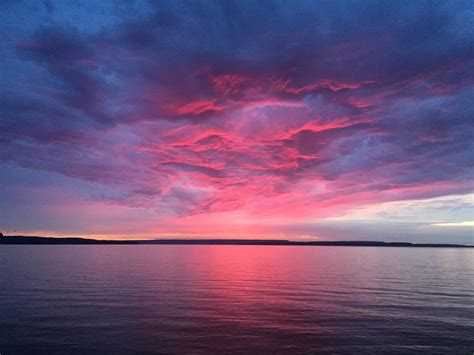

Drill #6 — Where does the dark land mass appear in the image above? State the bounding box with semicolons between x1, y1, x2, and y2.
0;236;472;248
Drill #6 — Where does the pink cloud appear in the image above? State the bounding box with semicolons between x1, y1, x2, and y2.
174;99;226;116
211;73;248;96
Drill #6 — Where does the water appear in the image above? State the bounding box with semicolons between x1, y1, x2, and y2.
0;246;473;354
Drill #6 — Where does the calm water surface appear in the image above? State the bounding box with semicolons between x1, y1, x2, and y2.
0;246;473;354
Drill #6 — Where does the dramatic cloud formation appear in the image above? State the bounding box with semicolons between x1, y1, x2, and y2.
1;1;473;243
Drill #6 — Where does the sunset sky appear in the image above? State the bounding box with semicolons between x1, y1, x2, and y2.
1;1;473;243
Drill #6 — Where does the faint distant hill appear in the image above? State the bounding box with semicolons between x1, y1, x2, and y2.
0;235;136;245
0;235;471;248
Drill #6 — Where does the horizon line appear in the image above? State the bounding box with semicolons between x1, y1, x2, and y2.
1;235;472;248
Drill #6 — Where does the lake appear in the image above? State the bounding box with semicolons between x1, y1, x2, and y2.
0;246;473;353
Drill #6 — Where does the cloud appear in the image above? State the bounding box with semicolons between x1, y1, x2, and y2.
0;0;473;240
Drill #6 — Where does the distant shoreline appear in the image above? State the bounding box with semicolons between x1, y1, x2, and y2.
0;236;472;248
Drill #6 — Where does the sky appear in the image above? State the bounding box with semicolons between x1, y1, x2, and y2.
1;0;473;243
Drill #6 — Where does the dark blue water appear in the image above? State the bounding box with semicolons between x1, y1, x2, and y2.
0;246;473;354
